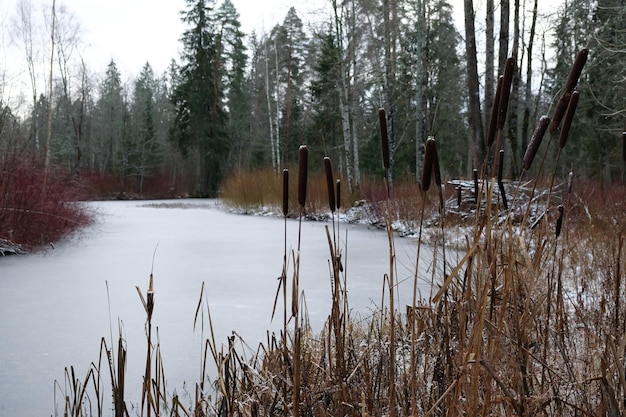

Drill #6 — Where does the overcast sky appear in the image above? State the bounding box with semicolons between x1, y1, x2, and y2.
0;0;329;84
1;0;563;103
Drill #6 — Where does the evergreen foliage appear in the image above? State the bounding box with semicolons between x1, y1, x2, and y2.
1;0;624;199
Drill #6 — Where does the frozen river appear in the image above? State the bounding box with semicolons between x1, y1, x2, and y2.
0;199;443;416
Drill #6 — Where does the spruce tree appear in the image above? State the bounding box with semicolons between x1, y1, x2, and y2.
172;0;229;197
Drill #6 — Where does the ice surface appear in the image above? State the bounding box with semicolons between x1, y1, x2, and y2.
0;199;440;415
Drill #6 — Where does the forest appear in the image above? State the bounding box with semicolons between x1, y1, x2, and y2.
0;0;624;200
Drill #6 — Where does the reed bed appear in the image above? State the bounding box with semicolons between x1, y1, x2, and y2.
56;47;626;416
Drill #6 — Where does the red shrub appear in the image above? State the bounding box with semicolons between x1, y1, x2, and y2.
0;158;93;251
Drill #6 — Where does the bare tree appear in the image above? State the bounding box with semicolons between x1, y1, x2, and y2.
12;0;42;155
464;0;485;172
43;0;55;191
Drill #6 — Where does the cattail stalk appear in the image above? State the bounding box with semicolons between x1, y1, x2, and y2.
293;144;308;417
522;116;551;171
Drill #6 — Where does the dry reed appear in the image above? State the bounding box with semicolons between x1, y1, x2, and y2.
57;45;626;417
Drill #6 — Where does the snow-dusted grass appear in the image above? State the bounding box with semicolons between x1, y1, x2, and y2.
198;170;626;416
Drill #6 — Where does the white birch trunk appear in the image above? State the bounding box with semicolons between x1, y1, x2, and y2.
264;44;278;173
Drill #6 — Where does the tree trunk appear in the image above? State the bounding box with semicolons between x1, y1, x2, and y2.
415;0;426;183
44;0;56;193
464;0;485;172
264;43;279;173
332;0;355;192
506;0;521;177
383;0;395;191
521;0;539;162
499;0;510;69
485;0;495;132
349;0;360;189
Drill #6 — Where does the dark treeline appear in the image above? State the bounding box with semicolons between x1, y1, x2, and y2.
0;0;624;198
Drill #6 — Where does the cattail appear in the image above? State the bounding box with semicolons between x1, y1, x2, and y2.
564;48;588;94
282;169;289;216
498;150;508;209
378;108;390;170
473;168;479;204
556;205;565;238
497;149;505;183
147;273;154;321
487;75;504;146
622;132;625;162
324;157;336;213
550;48;588;133
522;116;551;171
549;92;571;134
456;186;462;207
336;179;341;210
497;57;516;130
432;141;442;189
298;145;308;208
559;91;580;148
422;137;435;191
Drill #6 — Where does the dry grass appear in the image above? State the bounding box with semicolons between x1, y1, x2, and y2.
56;48;626;417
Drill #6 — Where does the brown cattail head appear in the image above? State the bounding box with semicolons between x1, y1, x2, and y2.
523;115;551;171
487;75;504;146
422;137;436;191
324;157;336;213
378;108;390;170
432;141;442;189
497;57;516;130
147;273;154;320
558;91;580;148
336;180;341;210
551;48;588;133
549;92;570;134
298;145;308;208
473;168;479;204
564;48;588;93
498;149;505;183
282;169;289;216
556;205;565;238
